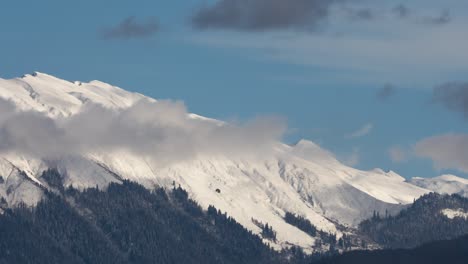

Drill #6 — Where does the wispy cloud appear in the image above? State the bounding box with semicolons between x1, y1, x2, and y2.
346;123;373;139
100;16;159;40
340;147;360;166
190;16;467;86
388;145;409;163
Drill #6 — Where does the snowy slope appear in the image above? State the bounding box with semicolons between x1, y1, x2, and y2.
409;175;468;197
0;72;147;117
0;72;444;250
441;208;468;219
279;141;427;225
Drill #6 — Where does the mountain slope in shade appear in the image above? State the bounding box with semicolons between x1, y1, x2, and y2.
0;179;282;264
358;193;468;249
317;234;468;264
0;72;443;250
409;175;468;197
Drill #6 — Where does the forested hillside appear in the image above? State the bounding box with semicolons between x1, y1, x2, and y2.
316;234;468;264
2;170;468;264
0;170;295;264
359;192;468;248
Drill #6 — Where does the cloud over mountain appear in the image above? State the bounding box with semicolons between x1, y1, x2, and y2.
0;98;286;163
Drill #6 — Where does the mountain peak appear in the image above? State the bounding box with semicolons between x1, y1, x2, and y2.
294;139;318;147
31;71;49;77
23;71;62;80
292;139;338;163
1;72;146;117
21;72;113;90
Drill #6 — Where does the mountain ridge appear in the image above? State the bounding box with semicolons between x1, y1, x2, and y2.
0;72;466;251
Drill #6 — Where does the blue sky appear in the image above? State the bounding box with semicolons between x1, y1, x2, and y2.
1;0;468;178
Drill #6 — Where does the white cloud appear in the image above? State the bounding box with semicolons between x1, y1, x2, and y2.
414;133;468;173
0;98;287;164
340;147;360;166
388;145;409;163
346;123;373;138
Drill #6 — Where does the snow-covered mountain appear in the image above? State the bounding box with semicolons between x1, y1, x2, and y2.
0;72;146;117
409;175;468;197
0;72;460;251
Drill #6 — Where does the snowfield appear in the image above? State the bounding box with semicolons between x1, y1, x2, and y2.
0;72;466;251
441;209;468;219
409;175;468;197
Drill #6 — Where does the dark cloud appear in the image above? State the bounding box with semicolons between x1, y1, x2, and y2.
101;16;159;40
423;9;451;25
433;82;468;118
392;5;451;26
346;8;375;21
392;4;411;18
191;0;342;31
376;84;396;102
